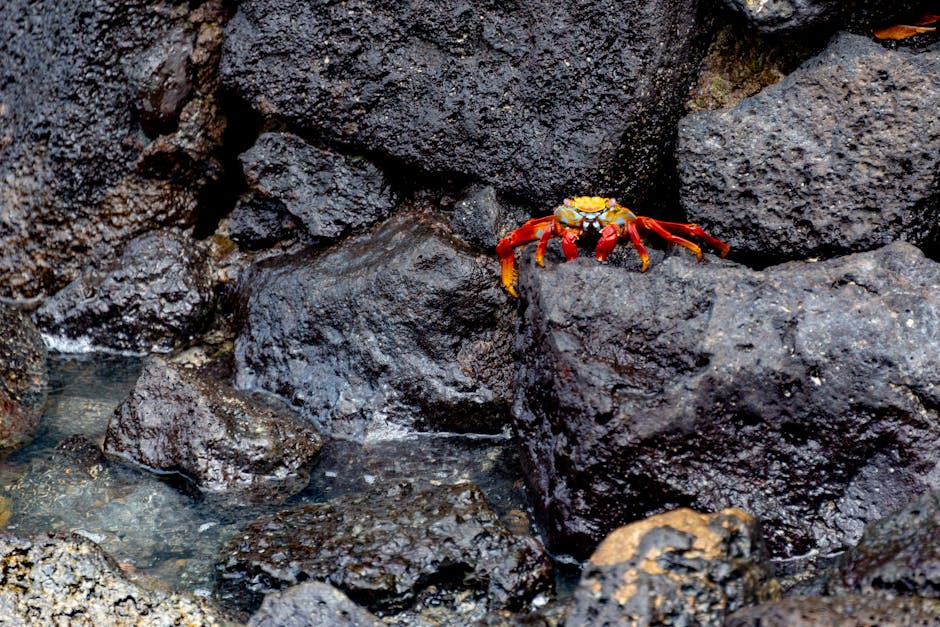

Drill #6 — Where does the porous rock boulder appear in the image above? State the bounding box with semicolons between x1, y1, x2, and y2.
719;0;925;33
217;482;553;619
104;356;322;504
248;581;382;627
726;594;940;626
33;230;216;353
238;132;396;243
234;213;513;440
0;0;227;299
0;305;47;455
220;0;714;204
678;34;940;265
569;508;779;625
0;532;224;625
511;241;940;559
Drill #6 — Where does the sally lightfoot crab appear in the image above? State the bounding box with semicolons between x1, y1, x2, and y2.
496;196;730;296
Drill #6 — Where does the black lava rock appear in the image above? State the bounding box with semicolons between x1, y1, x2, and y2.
678;34;940;265
511;241;940;560
234;213;513;440
104;356;322;504
217;482;553;619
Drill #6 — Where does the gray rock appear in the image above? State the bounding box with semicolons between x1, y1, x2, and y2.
0;0;227;299
33;230;215;353
511;241;940;559
239;132;396;242
249;581;382;627
0;532;224;625
220;0;714;204
217;482;553;619
234;213;513;440
0;305;47;454
826;489;940;598
720;0;926;33
678;34;940;265
726;594;940;626
450;185;530;251
569;508;779;626
104;356;322;504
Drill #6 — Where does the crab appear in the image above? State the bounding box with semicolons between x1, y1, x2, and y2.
496;196;730;297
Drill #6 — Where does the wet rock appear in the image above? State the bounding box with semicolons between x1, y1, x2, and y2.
0;532;224;624
248;581;382;627
225;195;303;252
234;213;513;440
104;356;322;504
217;482;553;620
569;508;779;625
0;306;47;454
451;185;531;252
33;230;215;353
0;0;228;299
220;0;714;204
825;489;940;598
720;0;925;33
726;594;940;626
239;132;396;243
678;34;940;265
511;241;940;559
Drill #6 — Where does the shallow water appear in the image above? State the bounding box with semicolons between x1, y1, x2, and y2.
0;353;536;601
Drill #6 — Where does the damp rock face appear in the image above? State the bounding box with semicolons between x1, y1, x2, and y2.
234;213;513;440
511;241;940;560
220;0;714;204
678;34;940;265
569;508;779;625
104;356;322;504
217;482;553;619
33;230;216;353
720;0;925;33
239;132;396;243
0;532;224;625
0;0;227;299
825;489;940;599
0;306;47;455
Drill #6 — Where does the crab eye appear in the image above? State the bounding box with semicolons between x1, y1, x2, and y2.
608;198;617;207
563;198;573;206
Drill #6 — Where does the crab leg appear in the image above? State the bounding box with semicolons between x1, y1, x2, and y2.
637;216;704;260
646;219;731;257
496;216;556;297
596;223;652;271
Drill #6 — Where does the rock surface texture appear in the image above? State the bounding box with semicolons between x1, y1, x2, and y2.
220;0;713;204
0;0;227;299
0;532;224;625
248;581;383;627
33;230;215;353
217;482;553;620
512;242;940;559
234;213;513;440
679;34;940;265
0;306;46;454
569;508;779;625
726;594;940;626
104;356;322;503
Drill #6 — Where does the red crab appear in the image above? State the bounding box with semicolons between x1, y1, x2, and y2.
496;196;730;297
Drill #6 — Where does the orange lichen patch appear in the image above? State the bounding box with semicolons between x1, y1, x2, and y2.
589;507;751;568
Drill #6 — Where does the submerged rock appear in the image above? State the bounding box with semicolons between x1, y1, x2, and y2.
248;581;382;627
679;34;940;265
511;241;940;559
220;0;714;204
104;356;322;504
234;213;513;440
569;508;779;625
0;305;47;455
0;532;224;624
0;0;227;299
217;482;553;620
34;230;215;353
